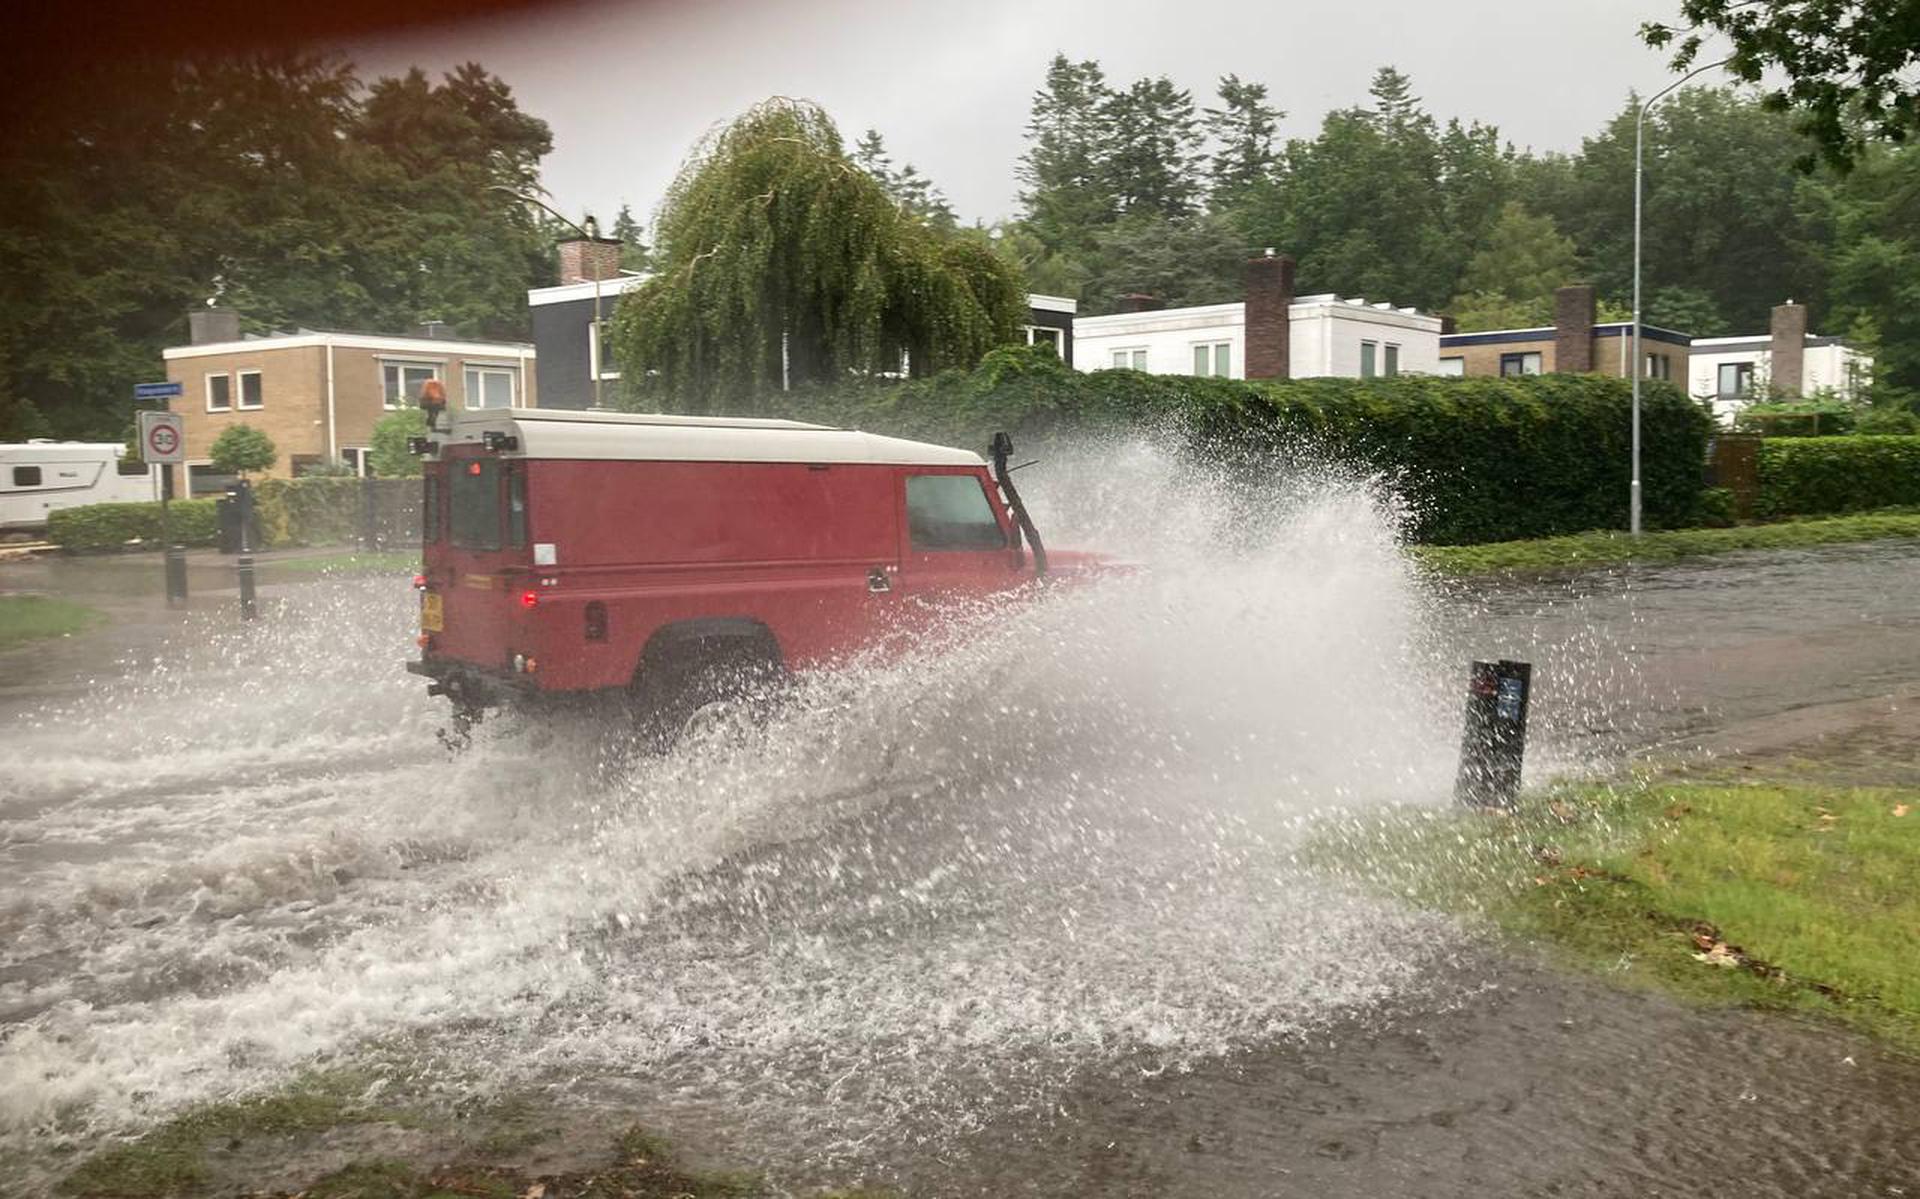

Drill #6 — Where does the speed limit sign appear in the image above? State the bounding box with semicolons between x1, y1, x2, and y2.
138;411;186;465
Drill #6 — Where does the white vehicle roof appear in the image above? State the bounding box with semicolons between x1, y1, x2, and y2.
435;408;984;467
0;441;128;462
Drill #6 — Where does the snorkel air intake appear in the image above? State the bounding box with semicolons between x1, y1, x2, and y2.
990;431;1047;577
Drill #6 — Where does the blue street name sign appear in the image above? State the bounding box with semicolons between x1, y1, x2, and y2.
134;381;184;399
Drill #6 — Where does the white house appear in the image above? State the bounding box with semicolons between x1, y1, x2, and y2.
1688;330;1872;426
1073;293;1443;381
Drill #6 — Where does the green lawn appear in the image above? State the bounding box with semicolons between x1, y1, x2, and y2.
1311;781;1920;1050
1415;511;1920;575
0;594;105;650
266;550;420;577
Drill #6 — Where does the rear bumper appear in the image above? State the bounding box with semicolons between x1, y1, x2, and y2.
406;657;538;706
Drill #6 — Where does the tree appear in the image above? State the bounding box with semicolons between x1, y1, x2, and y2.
1017;54;1116;255
369;408;427;477
210;425;276;476
1100;76;1203;219
1642;1;1920;169
1203;75;1283;206
608;99;1027;413
852;128;955;226
1826;144;1920;391
610;204;651;274
1447;203;1581;330
1080;213;1249;315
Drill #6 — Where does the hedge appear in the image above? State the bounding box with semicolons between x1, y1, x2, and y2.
46;500;219;550
780;347;1712;544
1757;435;1920;517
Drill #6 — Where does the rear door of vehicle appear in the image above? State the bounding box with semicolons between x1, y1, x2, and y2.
425;452;529;668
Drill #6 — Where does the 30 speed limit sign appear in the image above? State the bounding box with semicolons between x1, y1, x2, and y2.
138;411;186;465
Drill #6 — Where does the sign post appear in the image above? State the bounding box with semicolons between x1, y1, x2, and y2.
138;409;188;605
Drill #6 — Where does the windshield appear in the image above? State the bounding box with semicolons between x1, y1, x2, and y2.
449;459;501;551
906;474;1006;551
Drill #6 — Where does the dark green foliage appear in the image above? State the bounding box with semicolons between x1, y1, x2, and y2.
609;99;1026;413
1757;435;1920;516
370;409;428;478
1642;0;1920;170
1079;213;1250;315
47;500;219;550
1099;76;1202;219
783;346;1710;544
0;55;554;442
1202;75;1283;205
1856;406;1920;434
208;425;276;476
1734;401;1857;436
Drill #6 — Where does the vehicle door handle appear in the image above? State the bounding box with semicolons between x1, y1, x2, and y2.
868;567;891;593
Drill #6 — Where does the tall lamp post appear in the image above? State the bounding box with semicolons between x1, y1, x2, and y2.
1633;56;1730;536
490;186;620;411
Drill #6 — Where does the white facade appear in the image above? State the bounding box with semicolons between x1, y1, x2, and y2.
1071;294;1443;380
1687;336;1872;426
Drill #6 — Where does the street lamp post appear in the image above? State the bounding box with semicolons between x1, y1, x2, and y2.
490;186;613;411
1633;56;1730;536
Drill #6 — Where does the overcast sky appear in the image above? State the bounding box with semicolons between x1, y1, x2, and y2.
349;0;1690;232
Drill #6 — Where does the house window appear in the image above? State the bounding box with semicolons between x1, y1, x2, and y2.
1500;352;1543;377
12;466;42;487
1192;342;1231;378
1644;353;1672;380
464;366;516;409
1025;326;1062;355
590;321;621;381
383;361;442;409
1438;357;1465;377
1110;348;1149;370
1717;362;1755;397
341;447;373;477
206;373;232;411
237;369;263;410
1383;343;1400;377
1360;341;1378;378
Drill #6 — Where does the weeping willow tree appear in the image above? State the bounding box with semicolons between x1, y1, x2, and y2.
609;99;1028;413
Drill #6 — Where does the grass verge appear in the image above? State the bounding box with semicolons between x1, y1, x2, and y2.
1414;510;1920;575
1309;780;1920;1051
57;1073;890;1199
0;593;105;649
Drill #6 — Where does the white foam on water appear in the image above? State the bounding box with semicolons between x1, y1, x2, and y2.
0;437;1499;1177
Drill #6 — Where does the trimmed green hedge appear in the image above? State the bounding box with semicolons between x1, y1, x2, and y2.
1757;435;1920;517
46;500;219;550
780;347;1712;544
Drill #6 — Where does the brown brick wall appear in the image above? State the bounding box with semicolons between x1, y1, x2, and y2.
1244;253;1295;380
1553;285;1596;373
1769;303;1808;396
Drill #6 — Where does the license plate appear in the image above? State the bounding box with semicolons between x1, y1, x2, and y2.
421;592;444;632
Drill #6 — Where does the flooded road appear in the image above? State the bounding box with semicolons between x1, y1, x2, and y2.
2;487;1918;1194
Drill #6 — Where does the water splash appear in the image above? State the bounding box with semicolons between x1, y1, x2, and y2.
1;437;1497;1180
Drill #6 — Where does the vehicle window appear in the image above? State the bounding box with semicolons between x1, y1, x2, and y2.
906;474;1005;551
422;471;442;543
506;465;527;547
450;459;501;551
12;466;42;486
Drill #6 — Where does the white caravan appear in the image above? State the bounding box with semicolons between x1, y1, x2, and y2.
1;441;161;533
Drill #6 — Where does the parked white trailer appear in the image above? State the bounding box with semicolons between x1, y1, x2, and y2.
1;441;161;533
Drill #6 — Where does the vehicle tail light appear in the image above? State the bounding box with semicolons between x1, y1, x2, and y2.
413;574;427;591
519;590;539;609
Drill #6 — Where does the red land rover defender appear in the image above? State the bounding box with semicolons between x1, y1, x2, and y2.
405;407;1067;740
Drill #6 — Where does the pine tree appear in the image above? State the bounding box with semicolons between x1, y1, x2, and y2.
1101;76;1202;219
1203;74;1283;205
610;203;650;273
1017;54;1116;253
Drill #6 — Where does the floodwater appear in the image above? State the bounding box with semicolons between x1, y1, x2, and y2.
2;446;1918;1195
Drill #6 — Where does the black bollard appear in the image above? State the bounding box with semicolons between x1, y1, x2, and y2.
164;544;188;606
1455;659;1531;808
360;473;378;552
238;554;258;621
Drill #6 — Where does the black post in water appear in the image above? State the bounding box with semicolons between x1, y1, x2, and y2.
1456;659;1532;808
164;545;188;605
235;479;258;621
360;473;378;552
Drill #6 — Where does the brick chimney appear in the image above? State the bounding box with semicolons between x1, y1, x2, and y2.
1245;250;1295;381
414;320;453;339
187;307;240;345
1114;293;1164;313
1769;301;1808;396
558;236;623;284
1553;284;1596;373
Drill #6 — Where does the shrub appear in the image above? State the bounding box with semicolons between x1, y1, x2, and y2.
1856;407;1920;435
369;409;427;478
781;347;1712;544
47;500;219;550
1734;401;1857;437
251;477;418;547
209;424;277;475
1757;435;1920;517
